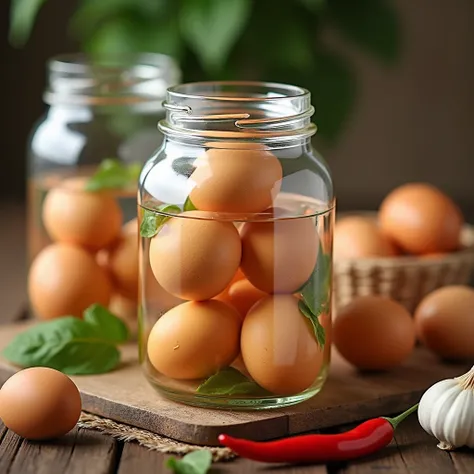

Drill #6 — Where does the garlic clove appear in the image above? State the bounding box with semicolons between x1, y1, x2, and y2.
418;366;474;451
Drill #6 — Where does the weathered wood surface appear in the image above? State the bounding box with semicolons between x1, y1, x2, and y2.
0;321;470;446
0;203;473;473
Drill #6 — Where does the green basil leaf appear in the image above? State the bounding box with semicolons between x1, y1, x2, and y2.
85;158;141;191
301;242;332;316
167;450;212;474
71;0;167;38
298;0;327;13
179;0;251;73
2;317;121;375
299;300;326;350
9;0;48;47
83;304;129;344
140;204;181;238
197;367;267;396
309;50;356;143
328;0;399;63
183;196;197;212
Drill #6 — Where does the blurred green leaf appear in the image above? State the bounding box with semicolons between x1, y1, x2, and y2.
9;0;47;47
298;0;327;13
275;23;315;72
308;50;356;142
85;15;182;59
71;0;166;38
329;0;399;63
179;0;251;73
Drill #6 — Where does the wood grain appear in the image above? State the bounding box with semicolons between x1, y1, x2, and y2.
0;322;470;447
393;415;458;474
450;450;474;474
5;428;119;474
117;442;163;474
0;426;24;473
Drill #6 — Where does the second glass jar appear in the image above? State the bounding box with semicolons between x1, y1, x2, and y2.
138;81;335;409
27;53;181;333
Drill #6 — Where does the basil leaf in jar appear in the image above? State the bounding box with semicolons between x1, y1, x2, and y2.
183;196;197;212
140;204;181;238
85;158;141;191
298;300;326;350
166;450;212;474
298;243;331;348
197;367;268;396
301;243;332;317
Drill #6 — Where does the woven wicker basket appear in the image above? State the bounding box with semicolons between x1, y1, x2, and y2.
332;212;474;314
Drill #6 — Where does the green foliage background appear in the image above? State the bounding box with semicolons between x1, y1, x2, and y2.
9;0;400;143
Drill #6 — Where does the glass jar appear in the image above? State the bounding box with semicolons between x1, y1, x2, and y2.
27;53;181;330
138;81;335;409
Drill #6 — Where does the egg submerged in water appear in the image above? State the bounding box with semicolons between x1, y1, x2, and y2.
189;143;283;213
241;294;324;395
149;210;241;300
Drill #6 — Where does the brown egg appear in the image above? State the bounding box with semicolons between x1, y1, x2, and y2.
0;368;82;440
108;293;137;334
379;183;463;255
147;300;241;380
106;228;138;300
215;279;268;319
189;145;283;213
333;296;416;370
240;217;319;293
334;216;398;260
123;217;138;235
149;210;242;300
42;177;123;252
28;243;112;319
241;294;324;395
415;285;474;360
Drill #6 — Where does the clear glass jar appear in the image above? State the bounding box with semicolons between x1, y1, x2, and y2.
27;53;181;329
138;81;335;409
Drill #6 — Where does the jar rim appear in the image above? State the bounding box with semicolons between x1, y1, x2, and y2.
166;81;310;102
161;81;316;143
44;52;181;107
47;52;179;75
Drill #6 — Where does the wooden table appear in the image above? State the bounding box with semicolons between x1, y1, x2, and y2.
0;203;473;474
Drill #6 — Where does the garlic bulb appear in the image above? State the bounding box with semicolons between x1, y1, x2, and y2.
418;366;474;450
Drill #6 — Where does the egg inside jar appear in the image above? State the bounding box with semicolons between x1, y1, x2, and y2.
138;81;335;410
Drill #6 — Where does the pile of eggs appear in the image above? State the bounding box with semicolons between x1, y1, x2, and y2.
332;284;474;371
334;182;465;260
332;182;474;370
28;177;139;326
146;144;328;396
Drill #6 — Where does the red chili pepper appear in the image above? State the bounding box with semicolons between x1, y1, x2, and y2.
218;404;418;464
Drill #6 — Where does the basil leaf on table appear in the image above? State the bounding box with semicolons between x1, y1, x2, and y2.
83;303;129;344
85;158;141;191
197;367;267;396
140;204;181;238
2;305;127;375
167;450;212;474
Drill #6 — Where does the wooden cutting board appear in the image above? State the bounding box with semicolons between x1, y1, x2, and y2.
0;322;469;446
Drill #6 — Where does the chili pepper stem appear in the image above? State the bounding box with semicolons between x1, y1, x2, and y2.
383;404;419;430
